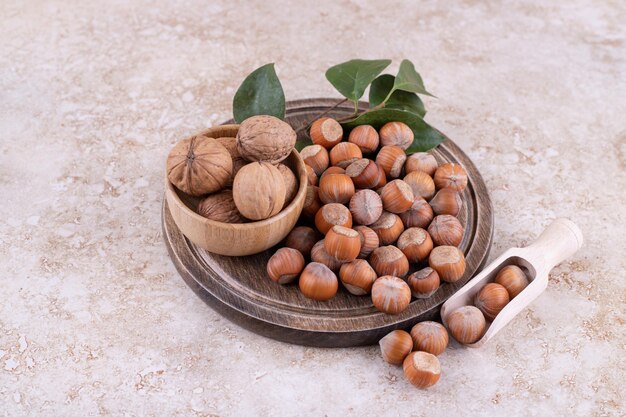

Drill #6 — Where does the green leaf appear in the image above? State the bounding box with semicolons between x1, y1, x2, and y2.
342;108;445;152
325;59;392;102
369;74;426;117
389;59;435;98
233;63;285;123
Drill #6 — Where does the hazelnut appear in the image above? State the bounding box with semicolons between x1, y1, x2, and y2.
407;267;440;299
374;163;387;189
370;211;404;245
379;330;413;365
310;240;346;272
354;225;380;259
215;136;247;186
403;170;435;200
266;248;305;284
284;226;318;258
232;162;286;220
399;197;434;229
305;165;318;186
405;152;438;176
371;275;411;314
349;189;383;225
494;265;529;299
474;283;510;321
310;117;343;149
429;189;463;217
324;226;361;261
197;190;245;223
428;215;464;247
277;163;298;206
236;115;296;164
397;227;434;263
339;259;378;295
318;173;355;204
320;166;346;179
434;163;468;192
429;246;466;283
302;185;323;219
369;246;410;278
446;305;486;344
299;262;339;301
345;159;380;189
167;135;233;196
403;351;441;389
329;142;363;168
379;121;414;150
348;125;379;153
376;145;406;179
410;321;449;356
300;144;329;176
314;203;352;234
380;180;414;214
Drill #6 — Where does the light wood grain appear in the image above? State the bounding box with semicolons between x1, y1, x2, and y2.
165;124;308;256
440;218;583;348
162;98;495;347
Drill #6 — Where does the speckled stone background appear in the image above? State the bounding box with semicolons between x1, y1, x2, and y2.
1;0;624;416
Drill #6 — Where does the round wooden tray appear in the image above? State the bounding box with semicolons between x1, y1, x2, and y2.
162;98;494;347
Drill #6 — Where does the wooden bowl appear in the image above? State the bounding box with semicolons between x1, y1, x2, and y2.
164;124;308;256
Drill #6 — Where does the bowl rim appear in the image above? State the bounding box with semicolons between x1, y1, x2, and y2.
165;124;308;230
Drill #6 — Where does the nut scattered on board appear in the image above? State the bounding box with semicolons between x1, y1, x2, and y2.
232;162;286;220
403;351;441;389
302;186;322;219
284;226;319;258
379;121;414;150
380;180;415;214
298;262;339;301
404;170;436;200
494;265;529;299
407;267;440;298
197;190;245;223
266;248;305;285
300;144;329;176
305;165;318;186
324;226;361;261
318;173;356;204
339;259;377;295
410;321;449;356
370;211;405;245
167;135;233;196
371;275;412;314
349;189;383;226
369;246;410;278
429;188;463;217
429;245;466;282
379;330;413;365
315;203;353;235
310;240;346;272
310;117;343;149
428;215;464;247
397;227;434;263
354;225;379;259
405;152;438;176
236;115;296;164
446;305;486;345
348;125;379;153
329;142;363;168
345;158;380;189
434;162;468;192
399;197;434;229
320;166;345;179
376;145;406;178
474;282;510;321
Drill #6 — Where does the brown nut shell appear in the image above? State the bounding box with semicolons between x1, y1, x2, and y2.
474;283;510;321
446;305;486;344
266;247;305;284
370;211;404;245
397;227;434;263
329;142;363;168
380;180;414;214
371;275;412;314
494;265;529;299
379;330;413;365
428;246;466;282
349;189;383;226
277;163;298;206
428;215;464;247
314;203;352;235
339;259;378;295
197;190;245;223
405;152;438;176
354;225;380;259
399;197;434;229
320;166;345;179
305;165;318;186
318;173;355;204
403;351;441;389
236;115;296;164
434;163;468;192
324;226;361;261
379;121;414;150
310;240;345;272
407;267;440;299
376;145;406;179
345;158;380;189
167;135;233;196
348;125;379;153
369;246;410;278
429;188;463;217
284;226;318;258
300;144;329;176
232;162;286;220
215;136;247;187
403;170;435;200
299;262;339;301
302;185;322;219
310;117;343;149
410;321;449;356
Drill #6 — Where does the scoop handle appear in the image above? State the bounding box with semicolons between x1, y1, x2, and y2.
523;218;583;272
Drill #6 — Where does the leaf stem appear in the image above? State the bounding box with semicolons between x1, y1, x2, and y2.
336;102;386;123
294;98;349;134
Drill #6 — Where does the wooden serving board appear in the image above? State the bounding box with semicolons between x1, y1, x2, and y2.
162;98;494;347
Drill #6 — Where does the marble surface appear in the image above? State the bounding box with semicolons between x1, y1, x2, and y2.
1;0;625;416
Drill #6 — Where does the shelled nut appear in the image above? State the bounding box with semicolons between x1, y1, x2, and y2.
428;215;464;247
404;170;435;200
371;275;412;314
277;163;298;206
339;259;378;295
233;162;286;220
354;225;380;259
369;246;410;278
349;189;383;226
429;246;466;282
380;180;415;214
330;142;363;168
396;227;434;263
403;351;441;389
302;185;322;219
434;163;468;192
315;203;352;235
345;159;380;189
310;240;345;272
324;226;361;261
379;330;413;365
494;265;529;299
266;248;305;284
405;152;438;176
379;121;414;150
446;305;486;344
410;321;449;356
407;268;440;299
429;189;462;217
299;262;339;301
376;146;406;179
284;226;318;258
370;211;405;245
399;197;434;229
318;173;355;204
310;117;343;149
348;125;379;153
300;144;329;176
474;283;510;321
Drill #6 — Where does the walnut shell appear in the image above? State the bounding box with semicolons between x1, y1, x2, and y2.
232;162;286;220
216;136;247;186
236;115;297;164
167;135;233;196
277;163;298;206
197;190;245;223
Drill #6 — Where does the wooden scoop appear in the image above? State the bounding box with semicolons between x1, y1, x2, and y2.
440;218;583;348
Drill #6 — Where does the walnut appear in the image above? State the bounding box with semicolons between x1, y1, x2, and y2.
236;115;296;164
167;135;232;196
197;190;245;223
277;163;298;207
233;162;286;220
215;136;247;186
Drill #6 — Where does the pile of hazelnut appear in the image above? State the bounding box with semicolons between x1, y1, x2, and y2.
166;115;301;222
267;117;469;316
378;264;530;389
